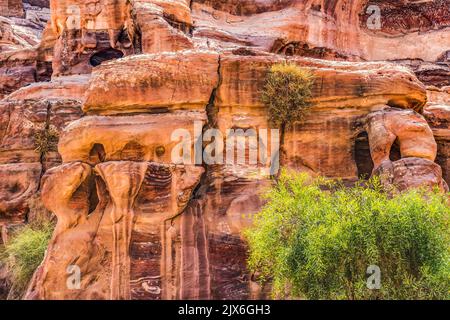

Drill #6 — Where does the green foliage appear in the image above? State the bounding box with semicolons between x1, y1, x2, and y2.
261;63;315;128
0;197;54;296
245;171;450;300
34;126;59;155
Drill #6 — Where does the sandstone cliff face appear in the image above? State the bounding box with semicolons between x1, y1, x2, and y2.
0;0;51;98
0;0;25;18
425;86;450;185
0;0;448;300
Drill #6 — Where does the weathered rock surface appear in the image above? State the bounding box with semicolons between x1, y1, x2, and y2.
191;0;450;61
0;75;86;224
83;51;219;115
364;106;448;191
49;0;135;76
365;108;437;170
84;50;427;115
0;2;49;52
58;112;206;164
395;59;450;88
0;2;51;97
0;49;37;99
0;0;448;300
216;54;427;180
424;87;450;185
218;55;427;110
131;0;194;54
0;163;41;223
360;0;450;36
26;49;443;300
375;157;448;192
26;161;204;300
0;0;24;18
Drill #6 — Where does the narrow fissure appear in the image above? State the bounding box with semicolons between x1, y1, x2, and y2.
37;101;52;187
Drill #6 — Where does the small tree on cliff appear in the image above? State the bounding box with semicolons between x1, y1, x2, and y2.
261;63;314;167
261;62;315;131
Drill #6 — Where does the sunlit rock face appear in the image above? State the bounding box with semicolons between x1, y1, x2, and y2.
0;0;448;300
49;0;134;76
365;107;448;192
0;0;51;97
0;75;87;224
375;157;448;192
360;0;450;36
83;51;220;115
0;0;49;51
393;59;450;89
424;87;450;185
25;50;443;300
190;0;450;61
25;161;204;300
366;108;437;170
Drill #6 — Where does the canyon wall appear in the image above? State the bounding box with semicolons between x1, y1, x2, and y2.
0;0;448;299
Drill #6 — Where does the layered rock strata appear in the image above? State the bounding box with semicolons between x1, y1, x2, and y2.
24;49;446;299
0;0;448;300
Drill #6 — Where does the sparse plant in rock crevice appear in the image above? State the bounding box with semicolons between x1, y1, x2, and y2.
261;62;315;129
261;63;315;168
33;125;59;156
245;170;450;300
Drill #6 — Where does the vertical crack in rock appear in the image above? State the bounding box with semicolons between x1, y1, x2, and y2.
206;55;222;129
128;0;143;54
175;54;222;299
38;101;52;184
198;53;223;198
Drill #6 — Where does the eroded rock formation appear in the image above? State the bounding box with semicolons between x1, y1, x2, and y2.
0;0;448;300
1;0;25;18
424;86;450;185
26;160;204;300
0;1;51;97
0;75;87;222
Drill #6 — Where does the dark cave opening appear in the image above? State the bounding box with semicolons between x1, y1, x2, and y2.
355;132;374;180
390;138;402;162
89;143;106;164
87;178;99;216
89;48;124;67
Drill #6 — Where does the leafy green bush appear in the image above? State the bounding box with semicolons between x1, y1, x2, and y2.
261;63;315;129
0;197;54;297
245;171;450;300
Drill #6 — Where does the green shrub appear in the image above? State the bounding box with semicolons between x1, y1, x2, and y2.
245;171;450;300
0;197;54;297
261;62;315;129
34;126;59;155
